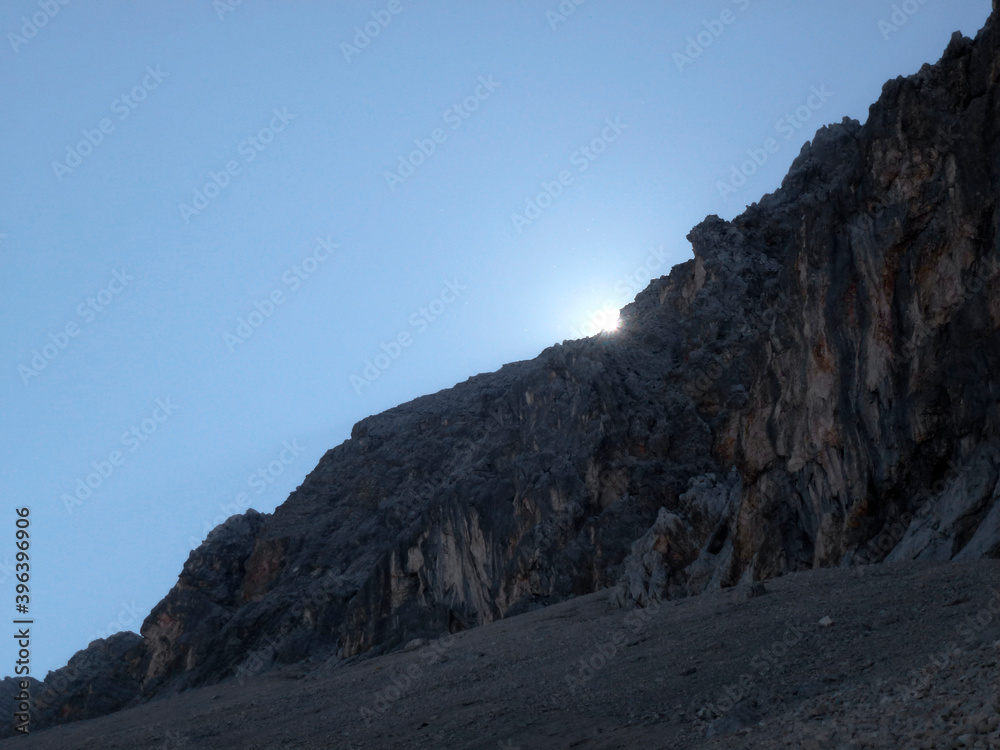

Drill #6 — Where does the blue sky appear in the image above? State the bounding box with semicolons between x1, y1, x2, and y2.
0;0;992;677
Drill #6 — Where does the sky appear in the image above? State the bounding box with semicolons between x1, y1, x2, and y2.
0;0;993;678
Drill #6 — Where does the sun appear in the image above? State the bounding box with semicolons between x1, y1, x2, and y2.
570;304;622;339
591;307;620;334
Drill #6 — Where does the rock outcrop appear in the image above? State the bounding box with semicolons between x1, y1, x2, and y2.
0;632;143;732
6;5;1000;737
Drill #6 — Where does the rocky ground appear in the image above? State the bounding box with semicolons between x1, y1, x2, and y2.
4;559;999;749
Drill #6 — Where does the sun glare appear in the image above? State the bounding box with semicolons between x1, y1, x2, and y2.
569;304;622;339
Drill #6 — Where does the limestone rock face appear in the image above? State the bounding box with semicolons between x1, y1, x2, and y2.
9;7;1000;737
611;16;1000;596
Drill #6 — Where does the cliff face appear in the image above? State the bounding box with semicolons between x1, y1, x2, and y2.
743;28;1000;564
614;22;1000;605
9;7;1000;736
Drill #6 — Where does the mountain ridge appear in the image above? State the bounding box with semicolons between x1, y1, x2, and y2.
5;4;1000;737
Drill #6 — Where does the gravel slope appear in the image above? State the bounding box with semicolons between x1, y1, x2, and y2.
3;559;999;749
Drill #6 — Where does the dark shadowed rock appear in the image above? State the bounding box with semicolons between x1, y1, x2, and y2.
0;631;143;733
139;509;267;694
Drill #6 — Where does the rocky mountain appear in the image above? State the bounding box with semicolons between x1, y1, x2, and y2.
5;2;1000;738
